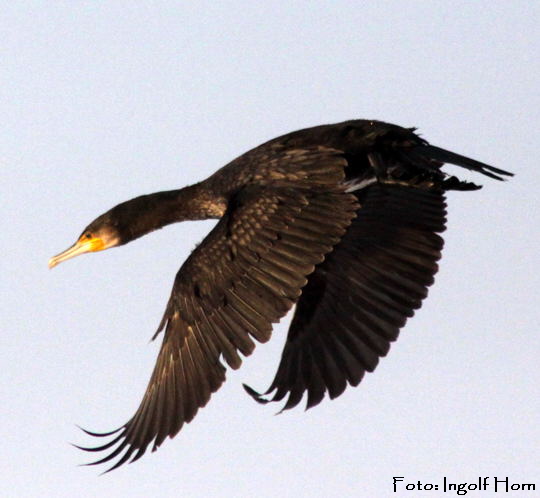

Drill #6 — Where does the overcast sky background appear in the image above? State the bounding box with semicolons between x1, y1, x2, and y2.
2;2;539;497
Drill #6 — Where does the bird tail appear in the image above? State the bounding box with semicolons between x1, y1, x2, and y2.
416;145;514;181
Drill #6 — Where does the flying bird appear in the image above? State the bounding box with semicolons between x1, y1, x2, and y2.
49;120;512;472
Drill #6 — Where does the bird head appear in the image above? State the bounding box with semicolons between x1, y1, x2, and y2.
48;213;121;269
48;188;201;269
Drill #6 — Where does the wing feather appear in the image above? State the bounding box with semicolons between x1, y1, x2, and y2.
245;184;446;410
78;152;358;471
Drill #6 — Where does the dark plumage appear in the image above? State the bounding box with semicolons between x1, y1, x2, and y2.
49;119;512;472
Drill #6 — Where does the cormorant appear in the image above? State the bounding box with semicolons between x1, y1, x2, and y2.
49;120;512;472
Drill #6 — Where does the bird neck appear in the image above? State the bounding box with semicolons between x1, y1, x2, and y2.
159;182;227;222
119;182;227;242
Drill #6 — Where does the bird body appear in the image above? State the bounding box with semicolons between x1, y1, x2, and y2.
49;120;512;471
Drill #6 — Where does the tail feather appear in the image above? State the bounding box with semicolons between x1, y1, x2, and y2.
419;145;514;181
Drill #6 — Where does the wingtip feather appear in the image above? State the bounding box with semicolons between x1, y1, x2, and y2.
242;383;271;404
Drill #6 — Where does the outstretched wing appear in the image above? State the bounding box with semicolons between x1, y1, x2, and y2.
78;150;358;471
245;183;446;410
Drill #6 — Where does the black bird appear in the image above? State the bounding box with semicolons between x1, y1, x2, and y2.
49;120;512;471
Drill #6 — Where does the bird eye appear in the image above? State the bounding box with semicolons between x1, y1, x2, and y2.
85;233;92;239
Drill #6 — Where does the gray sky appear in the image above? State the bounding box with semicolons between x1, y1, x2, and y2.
3;2;539;497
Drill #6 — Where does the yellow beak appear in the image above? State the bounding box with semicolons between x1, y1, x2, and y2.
48;237;105;269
